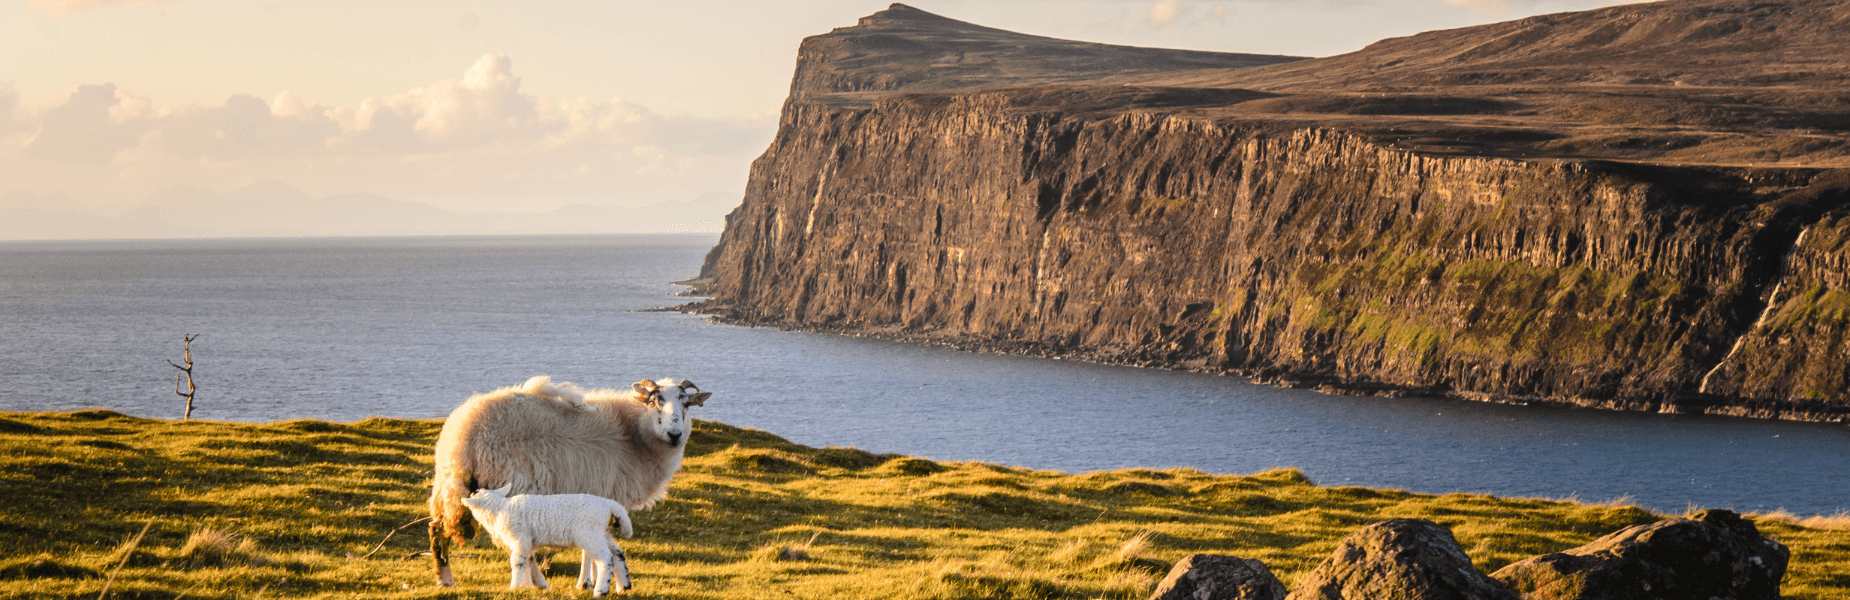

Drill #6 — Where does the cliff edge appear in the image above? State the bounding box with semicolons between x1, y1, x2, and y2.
693;1;1850;421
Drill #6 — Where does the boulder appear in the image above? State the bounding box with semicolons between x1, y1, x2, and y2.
1285;519;1517;600
1150;553;1287;600
1491;509;1788;600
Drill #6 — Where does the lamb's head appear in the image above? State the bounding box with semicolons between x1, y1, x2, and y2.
632;378;710;448
461;483;513;512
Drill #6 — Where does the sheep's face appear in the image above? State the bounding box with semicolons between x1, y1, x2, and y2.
632;378;710;448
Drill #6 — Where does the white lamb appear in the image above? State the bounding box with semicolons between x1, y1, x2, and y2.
460;484;635;596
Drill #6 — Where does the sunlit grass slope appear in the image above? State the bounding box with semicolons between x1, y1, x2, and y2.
0;410;1844;599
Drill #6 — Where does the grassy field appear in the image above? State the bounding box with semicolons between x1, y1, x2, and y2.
0;409;1844;599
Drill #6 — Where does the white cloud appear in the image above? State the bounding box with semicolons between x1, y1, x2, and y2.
158;93;339;159
347;98;427;154
330;53;769;162
23;83;153;164
24;0;169;17
0;83;26;139
366;54;541;149
0;54;775;213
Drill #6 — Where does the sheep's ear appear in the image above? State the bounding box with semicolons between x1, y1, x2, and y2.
687;392;711;407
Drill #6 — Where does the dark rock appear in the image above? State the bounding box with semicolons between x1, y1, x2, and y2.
1490;509;1789;600
1285;519;1516;600
1150;554;1287;600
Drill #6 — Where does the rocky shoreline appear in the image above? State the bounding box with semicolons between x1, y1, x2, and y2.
679;292;1850;425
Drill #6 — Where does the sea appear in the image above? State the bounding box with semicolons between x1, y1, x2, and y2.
2;234;1846;517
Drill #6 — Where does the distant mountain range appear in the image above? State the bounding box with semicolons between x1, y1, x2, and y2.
0;181;737;240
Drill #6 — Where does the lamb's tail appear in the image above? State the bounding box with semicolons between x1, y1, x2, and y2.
609;499;634;540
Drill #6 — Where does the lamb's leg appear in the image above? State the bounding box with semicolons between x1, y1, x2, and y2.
583;544;614;597
610;540;632;592
576;548;594;589
509;550;528;590
528;554;552;590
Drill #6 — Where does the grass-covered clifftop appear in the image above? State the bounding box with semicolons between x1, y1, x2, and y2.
0;410;1844;599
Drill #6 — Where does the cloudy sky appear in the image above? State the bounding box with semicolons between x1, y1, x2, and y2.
1;0;1644;234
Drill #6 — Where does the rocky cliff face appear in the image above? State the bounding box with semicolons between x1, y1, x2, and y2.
693;2;1850;421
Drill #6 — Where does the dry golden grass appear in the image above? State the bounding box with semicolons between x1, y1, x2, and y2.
0;409;1843;599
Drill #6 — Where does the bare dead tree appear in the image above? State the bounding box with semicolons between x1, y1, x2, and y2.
168;334;199;420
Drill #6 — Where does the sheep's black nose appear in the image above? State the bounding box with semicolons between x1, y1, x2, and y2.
666;432;683;446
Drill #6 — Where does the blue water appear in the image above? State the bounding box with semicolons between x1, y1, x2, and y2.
2;234;1846;516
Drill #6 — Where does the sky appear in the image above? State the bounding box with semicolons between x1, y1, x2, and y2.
0;0;1647;234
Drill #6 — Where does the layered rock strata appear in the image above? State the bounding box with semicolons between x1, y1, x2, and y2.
691;2;1850;420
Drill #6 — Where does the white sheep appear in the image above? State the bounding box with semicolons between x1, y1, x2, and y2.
428;376;711;588
460;484;634;596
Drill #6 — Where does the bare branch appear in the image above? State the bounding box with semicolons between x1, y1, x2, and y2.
170;334;199;420
351;516;432;560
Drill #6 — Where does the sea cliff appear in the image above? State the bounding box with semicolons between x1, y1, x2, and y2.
692;2;1850;421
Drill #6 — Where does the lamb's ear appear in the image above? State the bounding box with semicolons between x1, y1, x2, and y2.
495;483;513;496
687;392;711;407
461;497;479;508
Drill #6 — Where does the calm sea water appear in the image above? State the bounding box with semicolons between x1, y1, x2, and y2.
2;235;1846;516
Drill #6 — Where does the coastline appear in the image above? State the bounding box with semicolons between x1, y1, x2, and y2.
678;295;1850;426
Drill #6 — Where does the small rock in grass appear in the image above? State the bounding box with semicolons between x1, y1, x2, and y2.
1149;553;1286;600
1285;518;1517;600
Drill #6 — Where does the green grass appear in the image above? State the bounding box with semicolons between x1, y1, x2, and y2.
0;410;1844;599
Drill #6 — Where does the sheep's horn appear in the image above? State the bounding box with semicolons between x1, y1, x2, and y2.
632;379;659;397
678;379;698;391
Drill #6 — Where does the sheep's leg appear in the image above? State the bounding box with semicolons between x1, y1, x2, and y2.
430;519;454;587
